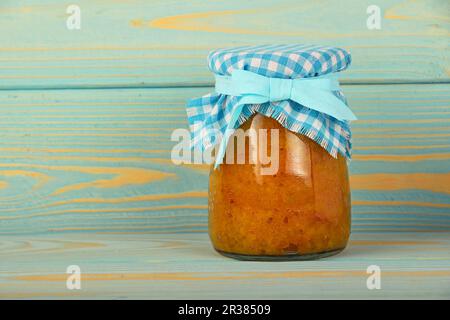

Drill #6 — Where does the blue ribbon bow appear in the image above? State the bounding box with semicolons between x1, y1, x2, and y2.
213;70;357;168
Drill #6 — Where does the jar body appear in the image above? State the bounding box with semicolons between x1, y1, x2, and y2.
208;114;351;260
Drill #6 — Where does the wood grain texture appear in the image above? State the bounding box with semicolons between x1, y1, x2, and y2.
0;0;449;89
0;84;449;235
1;0;449;301
0;232;449;299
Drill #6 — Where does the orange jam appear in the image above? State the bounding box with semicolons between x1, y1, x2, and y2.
209;114;351;260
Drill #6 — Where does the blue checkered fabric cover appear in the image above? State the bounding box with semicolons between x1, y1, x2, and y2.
187;44;354;159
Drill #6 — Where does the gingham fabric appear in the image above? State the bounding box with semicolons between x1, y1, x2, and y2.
187;44;354;159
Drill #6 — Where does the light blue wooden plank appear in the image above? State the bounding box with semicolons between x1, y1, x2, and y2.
0;84;449;234
0;233;449;299
0;0;448;89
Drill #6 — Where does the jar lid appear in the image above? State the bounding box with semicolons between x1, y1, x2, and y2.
208;44;351;79
187;45;354;166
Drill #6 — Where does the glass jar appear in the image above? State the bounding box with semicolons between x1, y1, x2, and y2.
209;113;351;260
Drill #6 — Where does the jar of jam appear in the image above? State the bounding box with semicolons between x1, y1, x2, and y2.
186;45;356;260
209;113;351;260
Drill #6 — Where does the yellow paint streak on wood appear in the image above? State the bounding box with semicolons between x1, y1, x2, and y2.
149;9;268;34
48;224;206;232
0;72;209;80
350;172;450;194
57;205;208;214
13;270;450;282
356;119;449;124
353;153;450;162
354;223;449;228
0;127;173;132
0;147;169;154
0;44;242;52
0;205;207;220
354;133;450;139
353;105;450;110
50;191;207;206
0;292;84;299
56;240;105;251
7;240;105;254
385;0;450;22
349;240;443;246
0;163;175;195
0;141;160;147
354;217;447;222
52;167;175;195
0;133;162;137
148;1;349;37
0;54;202;63
358;111;450;116
353;144;450;151
353;200;450;209
0;74;147;79
0;154;161;164
130;19;144;27
112;213;207;220
0;64;197;70
0;180;7;189
0;101;181;107
0;120;183;125
0;170;51;190
148;5;439;37
150;158;210;173
3;191;211;216
347;211;450;218
353;126;450;133
93;230;207;235
0;110;185;117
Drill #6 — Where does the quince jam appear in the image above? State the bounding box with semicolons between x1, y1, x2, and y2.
208;114;351;260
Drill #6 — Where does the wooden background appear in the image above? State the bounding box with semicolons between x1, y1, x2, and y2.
0;0;449;299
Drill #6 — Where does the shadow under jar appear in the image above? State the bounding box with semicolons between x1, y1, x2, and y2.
209;114;351;261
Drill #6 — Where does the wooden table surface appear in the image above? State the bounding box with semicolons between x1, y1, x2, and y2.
0;0;449;299
1;232;449;299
